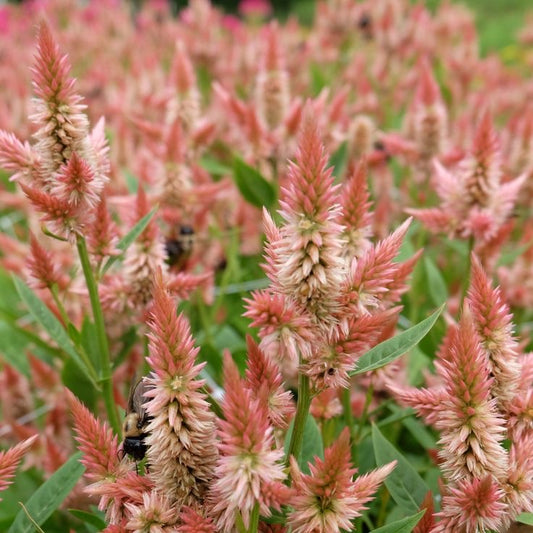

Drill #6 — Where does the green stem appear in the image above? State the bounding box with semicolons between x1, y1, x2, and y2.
341;387;357;464
248;502;260;533
76;235;121;435
354;384;374;444
285;369;311;467
50;284;69;326
461;237;475;305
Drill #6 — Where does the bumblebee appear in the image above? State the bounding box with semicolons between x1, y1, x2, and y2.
165;224;195;270
122;378;152;461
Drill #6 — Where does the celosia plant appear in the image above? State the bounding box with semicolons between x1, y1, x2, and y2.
1;1;533;532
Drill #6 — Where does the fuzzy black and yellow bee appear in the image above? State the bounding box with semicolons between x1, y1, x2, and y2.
165;224;195;270
122;378;152;461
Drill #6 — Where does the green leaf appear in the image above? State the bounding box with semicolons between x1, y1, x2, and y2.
68;509;106;530
371;510;426;532
329;141;347;178
517;512;533;526
424;257;448;307
199;156;232;177
284;415;323;474
12;276;89;379
80;317;100;374
101;205;158;275
372;424;430;514
0;321;31;376
351;305;444;376
62;358;97;410
9;453;85;533
232;157;276;209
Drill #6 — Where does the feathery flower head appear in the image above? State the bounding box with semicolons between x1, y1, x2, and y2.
125;492;178;532
338;160;373;261
339;218;413;317
0;435;37;499
435;311;508;482
273;112;345;324
27;232;67;291
434;476;507;533
243;289;315;363
409;112;524;243
178;506;217;533
504;434;533;518
30;22;91;180
412;58;447;175
210;353;286;531
144;270;218;508
255;22;290;130
466;254;521;406
244;335;295;429
288;429;395;533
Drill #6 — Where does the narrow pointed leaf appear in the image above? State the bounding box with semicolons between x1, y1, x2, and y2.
232;156;276;209
371;510;426;532
372;424;430;514
351;305;444;376
284;414;324;474
517;513;533;526
101;205;158;275
8;453;85;533
12;276;90;380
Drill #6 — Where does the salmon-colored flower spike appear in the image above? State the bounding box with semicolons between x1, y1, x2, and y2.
123;187;166;308
433;476;507;533
414;492;435;533
244;335;295;429
466;254;521;407
412;58;447;176
243;289;315;363
256;22;290;130
409;112;525;244
27;232;67;291
339;218;413;316
339;160;373;261
504;434;533;519
507;389;533;441
51;152;98;209
125;492;178;532
306;308;399;391
0;130;43;185
435;312;508;483
87;195;120;260
288;429;395;533
166;271;213;300
69;391;143;525
144;271;218;509
167;41;201;131
0;435;37;499
20;182;82;241
69;391;124;483
30;23;92;181
274;112;345;325
178;507;217;533
209;353;286;531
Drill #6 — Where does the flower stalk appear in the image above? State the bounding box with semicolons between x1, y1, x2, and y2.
76;234;121;435
285;365;311;467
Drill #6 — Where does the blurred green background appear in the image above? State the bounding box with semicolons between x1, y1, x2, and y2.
199;0;531;56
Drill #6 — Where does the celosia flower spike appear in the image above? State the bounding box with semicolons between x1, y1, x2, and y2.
144;270;218;509
0;435;37;499
209;353;286;532
339;159;373;261
435;311;508;483
244;335;295;429
288;429;395;533
274;112;345;325
466;254;521;407
27;232;67;291
433;476;507;533
30;22;92;182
